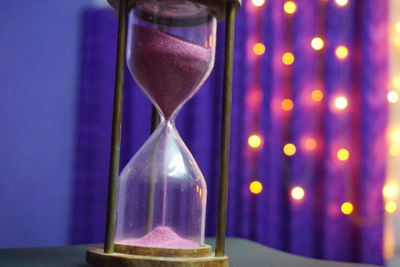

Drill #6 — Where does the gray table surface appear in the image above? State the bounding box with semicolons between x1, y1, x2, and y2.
0;238;380;267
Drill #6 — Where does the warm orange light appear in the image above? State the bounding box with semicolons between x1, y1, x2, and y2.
248;134;262;149
392;77;400;89
283;143;296;156
283;1;297;14
282;52;295;65
291;186;305;200
246;89;263;107
253;42;266;56
390;145;400;156
388;128;400;144
383;183;399;200
387;91;399;103
311;89;324;102
304;138;318;151
341;202;354;215
335;0;349;7
337;148;350;161
311;37;324;50
396;22;400;34
250;181;263;194
394;37;400;48
252;0;266;7
335;45;349;60
334;96;348;110
385;201;397;214
281;98;294;111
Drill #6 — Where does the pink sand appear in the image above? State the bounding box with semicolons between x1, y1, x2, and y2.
118;226;199;249
128;25;211;120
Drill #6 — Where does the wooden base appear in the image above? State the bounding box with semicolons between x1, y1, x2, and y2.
114;243;212;258
86;246;229;267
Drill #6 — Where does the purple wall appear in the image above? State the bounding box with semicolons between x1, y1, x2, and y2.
0;0;93;248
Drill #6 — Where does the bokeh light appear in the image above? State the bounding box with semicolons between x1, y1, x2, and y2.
250;181;263;194
388;128;400;145
246;89;263;108
283;1;297;14
337;148;350;161
387;91;399;103
396;22;400;34
385;201;397;214
283;143;296;156
311;89;324;102
392;76;400;89
335;0;349;7
252;0;265;7
282;52;295;65
335;45;349;60
311;37;324;50
390;144;400;156
394;37;400;48
281;98;294;111
334;96;348;110
291;186;305;200
341;202;354;215
248;134;262;149
253;42;266;56
383;182;399;200
304;138;318;151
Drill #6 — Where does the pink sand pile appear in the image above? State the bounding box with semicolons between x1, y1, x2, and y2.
119;226;199;249
128;25;211;120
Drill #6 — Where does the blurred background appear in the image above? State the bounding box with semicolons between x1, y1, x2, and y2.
0;0;399;266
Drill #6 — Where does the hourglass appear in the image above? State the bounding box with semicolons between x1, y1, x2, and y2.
87;0;240;266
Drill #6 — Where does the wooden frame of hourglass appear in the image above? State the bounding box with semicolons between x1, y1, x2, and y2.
86;0;241;266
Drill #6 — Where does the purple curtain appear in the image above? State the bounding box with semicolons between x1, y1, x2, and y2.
71;0;387;265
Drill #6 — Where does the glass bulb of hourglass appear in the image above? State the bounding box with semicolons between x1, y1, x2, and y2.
115;0;216;249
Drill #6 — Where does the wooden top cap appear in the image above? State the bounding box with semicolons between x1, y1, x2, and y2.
107;0;241;21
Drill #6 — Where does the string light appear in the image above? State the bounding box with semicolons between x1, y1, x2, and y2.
341;202;354;215
253;42;266;56
388;128;400;144
389;145;400;156
283;1;297;14
394;37;400;48
334;96;348;110
246;89;263;108
387;91;399;103
311;89;324;102
252;0;265;7
392;76;400;89
291;186;305;200
385;201;397;214
335;0;349;7
281;98;294;111
311;37;324;50
304;138;318;151
337;148;350;161
335;45;349;60
283;143;296;156
383;183;399;200
250;181;263;194
248;134;262;149
282;52;295;65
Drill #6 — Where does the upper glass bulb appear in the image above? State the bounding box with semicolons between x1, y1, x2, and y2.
126;0;216;120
